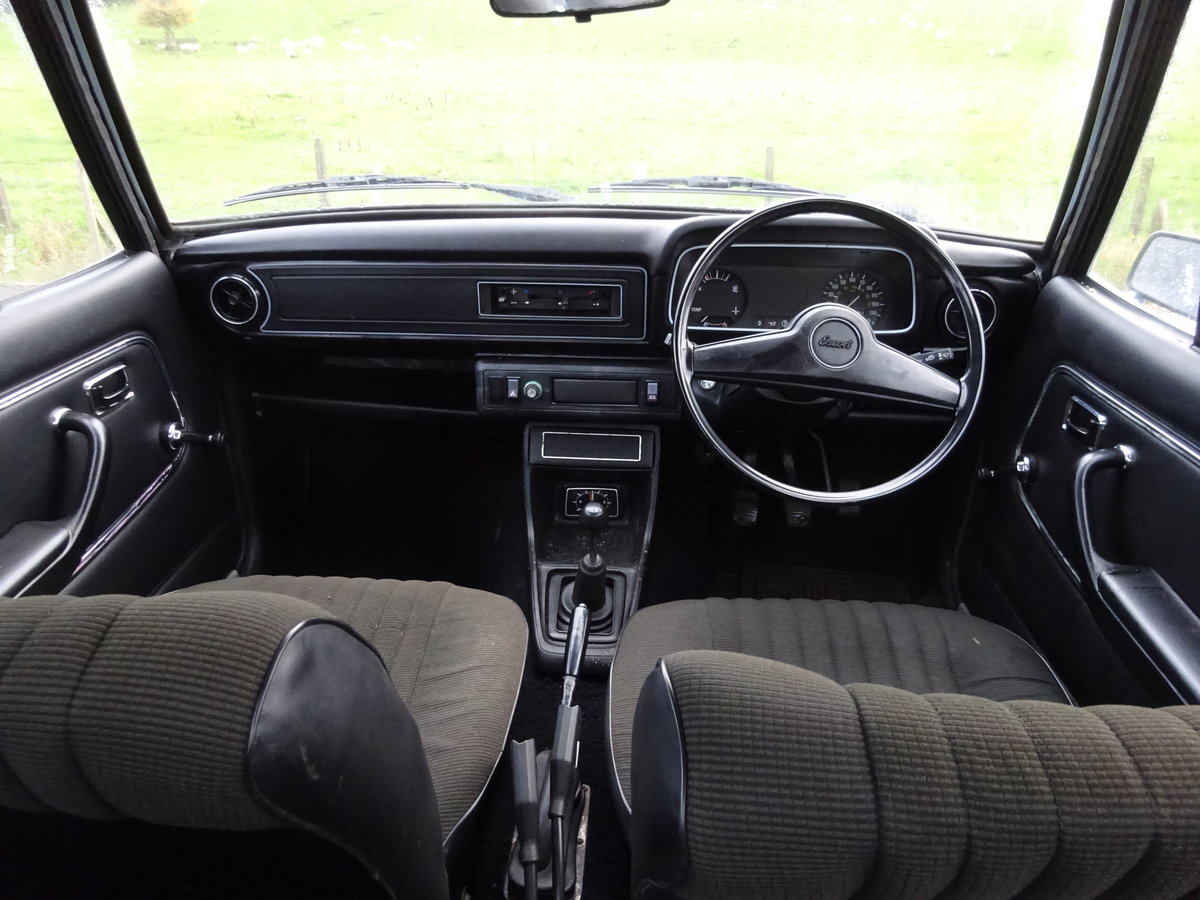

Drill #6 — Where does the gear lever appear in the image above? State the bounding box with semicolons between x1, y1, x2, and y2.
572;500;608;611
562;501;605;705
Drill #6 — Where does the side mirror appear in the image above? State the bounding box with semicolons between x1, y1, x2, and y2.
1127;231;1200;321
491;0;668;20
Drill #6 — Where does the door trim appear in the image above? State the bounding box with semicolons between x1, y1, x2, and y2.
2;334;186;592
1014;362;1200;588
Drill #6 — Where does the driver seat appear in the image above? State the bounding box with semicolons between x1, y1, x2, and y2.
607;595;1071;830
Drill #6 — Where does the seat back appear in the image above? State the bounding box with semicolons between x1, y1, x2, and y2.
630;649;1200;900
0;591;448;900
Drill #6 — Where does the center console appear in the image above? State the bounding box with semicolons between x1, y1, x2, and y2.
476;357;677;672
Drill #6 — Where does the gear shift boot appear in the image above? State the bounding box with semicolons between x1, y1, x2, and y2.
558;576;618;632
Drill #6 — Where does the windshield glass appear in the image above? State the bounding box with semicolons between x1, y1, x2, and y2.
84;0;1110;237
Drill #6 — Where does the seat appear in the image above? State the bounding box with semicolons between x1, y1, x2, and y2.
628;650;1200;899
0;575;527;900
608;596;1069;827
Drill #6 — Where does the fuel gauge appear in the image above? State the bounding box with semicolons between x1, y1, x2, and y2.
688;268;748;327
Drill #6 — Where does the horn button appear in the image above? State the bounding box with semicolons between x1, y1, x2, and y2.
809;317;863;369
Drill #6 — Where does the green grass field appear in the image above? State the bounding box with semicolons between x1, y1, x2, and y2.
1;0;1196;290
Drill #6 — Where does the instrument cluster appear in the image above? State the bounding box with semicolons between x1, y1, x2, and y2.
669;243;917;336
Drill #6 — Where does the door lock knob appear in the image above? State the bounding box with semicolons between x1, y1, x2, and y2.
162;421;224;450
978;454;1036;483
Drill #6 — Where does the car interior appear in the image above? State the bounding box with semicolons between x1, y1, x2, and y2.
1;0;1199;898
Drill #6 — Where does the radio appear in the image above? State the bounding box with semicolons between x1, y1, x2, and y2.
478;282;621;318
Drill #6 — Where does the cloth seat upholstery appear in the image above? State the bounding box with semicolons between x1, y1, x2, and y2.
628;650;1200;900
609;596;1068;818
0;575;527;899
179;575;528;840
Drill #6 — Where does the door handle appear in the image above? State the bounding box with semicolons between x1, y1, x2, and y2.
1073;444;1135;590
1073;444;1200;702
0;408;111;597
1062;395;1108;450
83;363;133;415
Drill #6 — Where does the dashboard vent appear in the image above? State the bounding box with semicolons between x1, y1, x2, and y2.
209;274;261;326
944;289;997;340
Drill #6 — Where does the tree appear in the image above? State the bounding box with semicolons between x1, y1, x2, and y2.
136;0;195;51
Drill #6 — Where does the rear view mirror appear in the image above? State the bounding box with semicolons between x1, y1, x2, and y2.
491;0;668;20
1128;231;1200;320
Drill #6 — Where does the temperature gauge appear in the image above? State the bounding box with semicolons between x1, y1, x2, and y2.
688;268;749;327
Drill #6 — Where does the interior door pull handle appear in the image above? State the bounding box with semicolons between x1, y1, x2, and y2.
0;408;111;597
1073;444;1135;590
1073;443;1200;703
50;408;112;543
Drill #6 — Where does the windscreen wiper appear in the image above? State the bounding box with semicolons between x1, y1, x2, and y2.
224;173;572;206
587;174;829;199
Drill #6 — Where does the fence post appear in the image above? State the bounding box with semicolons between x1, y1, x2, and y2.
764;146;775;182
0;177;13;232
77;160;102;257
314;137;330;207
1130;156;1154;235
1150;198;1168;233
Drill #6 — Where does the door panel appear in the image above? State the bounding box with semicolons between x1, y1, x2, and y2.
960;276;1200;705
0;252;239;597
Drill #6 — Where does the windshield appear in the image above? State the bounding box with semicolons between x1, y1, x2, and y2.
85;0;1110;237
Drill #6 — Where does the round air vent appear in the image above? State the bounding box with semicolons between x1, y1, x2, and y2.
943;288;997;340
209;273;262;326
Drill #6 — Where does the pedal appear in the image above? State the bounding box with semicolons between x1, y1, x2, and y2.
731;489;759;527
836;479;861;518
784;498;812;528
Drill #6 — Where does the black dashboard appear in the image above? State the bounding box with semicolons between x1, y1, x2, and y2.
171;211;1038;421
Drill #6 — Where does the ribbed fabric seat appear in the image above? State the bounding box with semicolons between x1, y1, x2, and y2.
629;650;1200;900
0;576;528;898
179;575;527;840
608;597;1068;819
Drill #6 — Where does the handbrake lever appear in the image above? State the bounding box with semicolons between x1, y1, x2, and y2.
561;603;590;707
510;739;541;900
549;602;589;900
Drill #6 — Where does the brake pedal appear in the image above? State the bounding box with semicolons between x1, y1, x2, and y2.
836;479;861;518
732;489;759;526
784;498;812;528
780;440;812;528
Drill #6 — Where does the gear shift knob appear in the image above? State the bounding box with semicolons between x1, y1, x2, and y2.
580;500;607;531
579;500;608;568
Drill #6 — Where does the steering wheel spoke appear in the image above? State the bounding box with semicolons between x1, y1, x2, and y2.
691;305;961;410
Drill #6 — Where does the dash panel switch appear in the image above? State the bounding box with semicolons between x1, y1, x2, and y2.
507;377;521;401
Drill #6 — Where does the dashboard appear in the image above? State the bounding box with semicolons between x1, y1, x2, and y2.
172;212;1036;421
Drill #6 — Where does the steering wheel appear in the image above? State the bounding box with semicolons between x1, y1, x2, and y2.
673;197;985;505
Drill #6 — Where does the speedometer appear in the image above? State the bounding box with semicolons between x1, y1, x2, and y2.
821;271;887;328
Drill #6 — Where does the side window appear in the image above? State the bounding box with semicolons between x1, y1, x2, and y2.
1090;8;1199;334
0;11;119;301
